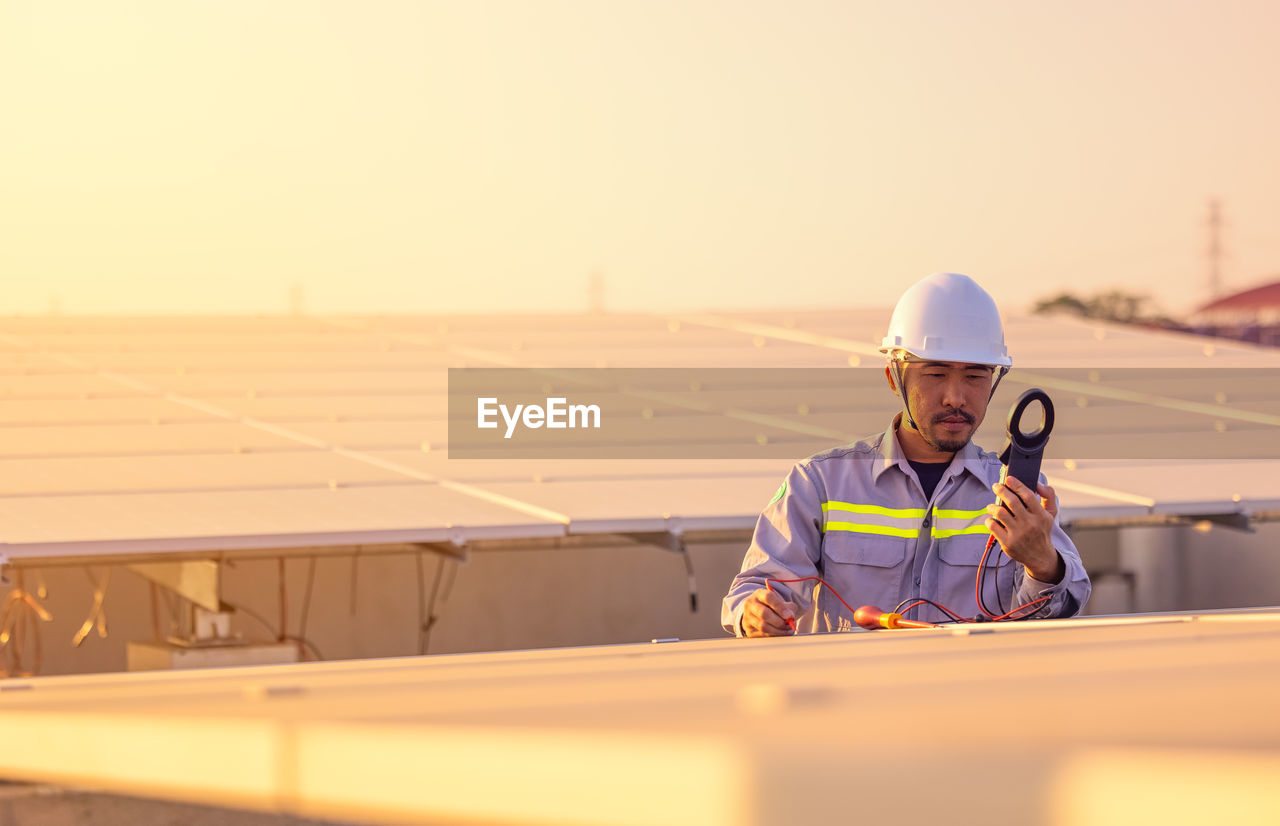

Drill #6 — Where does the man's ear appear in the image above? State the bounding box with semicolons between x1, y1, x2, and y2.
884;364;899;396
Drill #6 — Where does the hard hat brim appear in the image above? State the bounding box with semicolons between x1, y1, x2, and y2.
879;342;1012;368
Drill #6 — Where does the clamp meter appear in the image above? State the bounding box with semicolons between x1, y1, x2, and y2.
998;388;1054;492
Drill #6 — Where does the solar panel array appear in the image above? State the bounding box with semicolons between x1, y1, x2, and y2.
0;608;1276;824
2;311;1278;563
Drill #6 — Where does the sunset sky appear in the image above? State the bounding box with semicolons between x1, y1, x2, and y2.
1;0;1276;317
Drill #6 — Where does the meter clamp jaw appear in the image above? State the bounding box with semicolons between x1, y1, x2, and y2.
998;388;1054;494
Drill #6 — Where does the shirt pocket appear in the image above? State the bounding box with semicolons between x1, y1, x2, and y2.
821;533;910;611
937;534;1015;614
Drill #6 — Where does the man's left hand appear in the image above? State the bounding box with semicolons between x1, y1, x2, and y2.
986;476;1065;584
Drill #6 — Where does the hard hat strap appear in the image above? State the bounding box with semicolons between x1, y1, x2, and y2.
989;365;1010;402
889;357;919;431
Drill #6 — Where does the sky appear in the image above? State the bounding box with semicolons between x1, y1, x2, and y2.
1;0;1277;317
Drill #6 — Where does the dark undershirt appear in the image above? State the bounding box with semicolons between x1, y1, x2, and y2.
907;458;949;502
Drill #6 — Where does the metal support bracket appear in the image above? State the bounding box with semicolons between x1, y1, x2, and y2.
412;537;470;563
620;529;698;613
127;560;221;612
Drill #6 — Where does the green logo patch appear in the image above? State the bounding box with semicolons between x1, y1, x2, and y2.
769;480;787;506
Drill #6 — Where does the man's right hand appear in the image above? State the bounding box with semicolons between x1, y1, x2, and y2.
740;588;798;637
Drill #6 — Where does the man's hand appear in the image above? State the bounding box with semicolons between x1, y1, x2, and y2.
985;476;1065;584
740;588;798;637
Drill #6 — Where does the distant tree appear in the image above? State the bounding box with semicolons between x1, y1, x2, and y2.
1033;290;1164;324
1032;293;1090;317
1087;290;1152;323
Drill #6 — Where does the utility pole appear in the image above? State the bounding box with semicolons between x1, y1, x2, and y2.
1207;199;1225;299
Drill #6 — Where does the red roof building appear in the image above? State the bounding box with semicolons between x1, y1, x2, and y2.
1193;279;1280;325
1190;278;1280;345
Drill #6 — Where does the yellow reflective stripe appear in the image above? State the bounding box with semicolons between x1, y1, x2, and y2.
822;502;926;518
821;502;924;536
931;504;991;539
931;524;991;538
933;507;989;519
819;503;993;539
825;521;920;538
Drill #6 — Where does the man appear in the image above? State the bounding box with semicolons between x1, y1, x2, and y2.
722;272;1091;637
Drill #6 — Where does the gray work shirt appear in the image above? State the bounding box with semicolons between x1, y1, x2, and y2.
723;418;1091;635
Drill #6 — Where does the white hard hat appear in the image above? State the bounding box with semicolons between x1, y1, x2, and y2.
879;272;1012;367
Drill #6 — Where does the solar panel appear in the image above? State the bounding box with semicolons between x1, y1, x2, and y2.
0;311;1277;563
0;609;1275;824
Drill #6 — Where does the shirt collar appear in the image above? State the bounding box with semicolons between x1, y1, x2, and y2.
876;414;989;486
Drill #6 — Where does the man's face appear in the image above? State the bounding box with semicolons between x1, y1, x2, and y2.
893;360;995;452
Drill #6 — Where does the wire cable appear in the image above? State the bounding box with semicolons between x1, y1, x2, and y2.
440;554;460;602
297;556;317;645
995;542;1008;616
766;576;859;619
774;538;1052;633
224;598;324;661
680;545;698;613
893;597;971;624
976;534;1000;619
348;548;361;616
277;557;287;642
0;571;52;677
72;567;110;647
421;555;447;654
415;550;427;654
149;582;163;641
993;595;1051;621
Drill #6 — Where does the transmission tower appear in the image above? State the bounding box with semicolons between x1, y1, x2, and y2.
1207;199;1225;299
